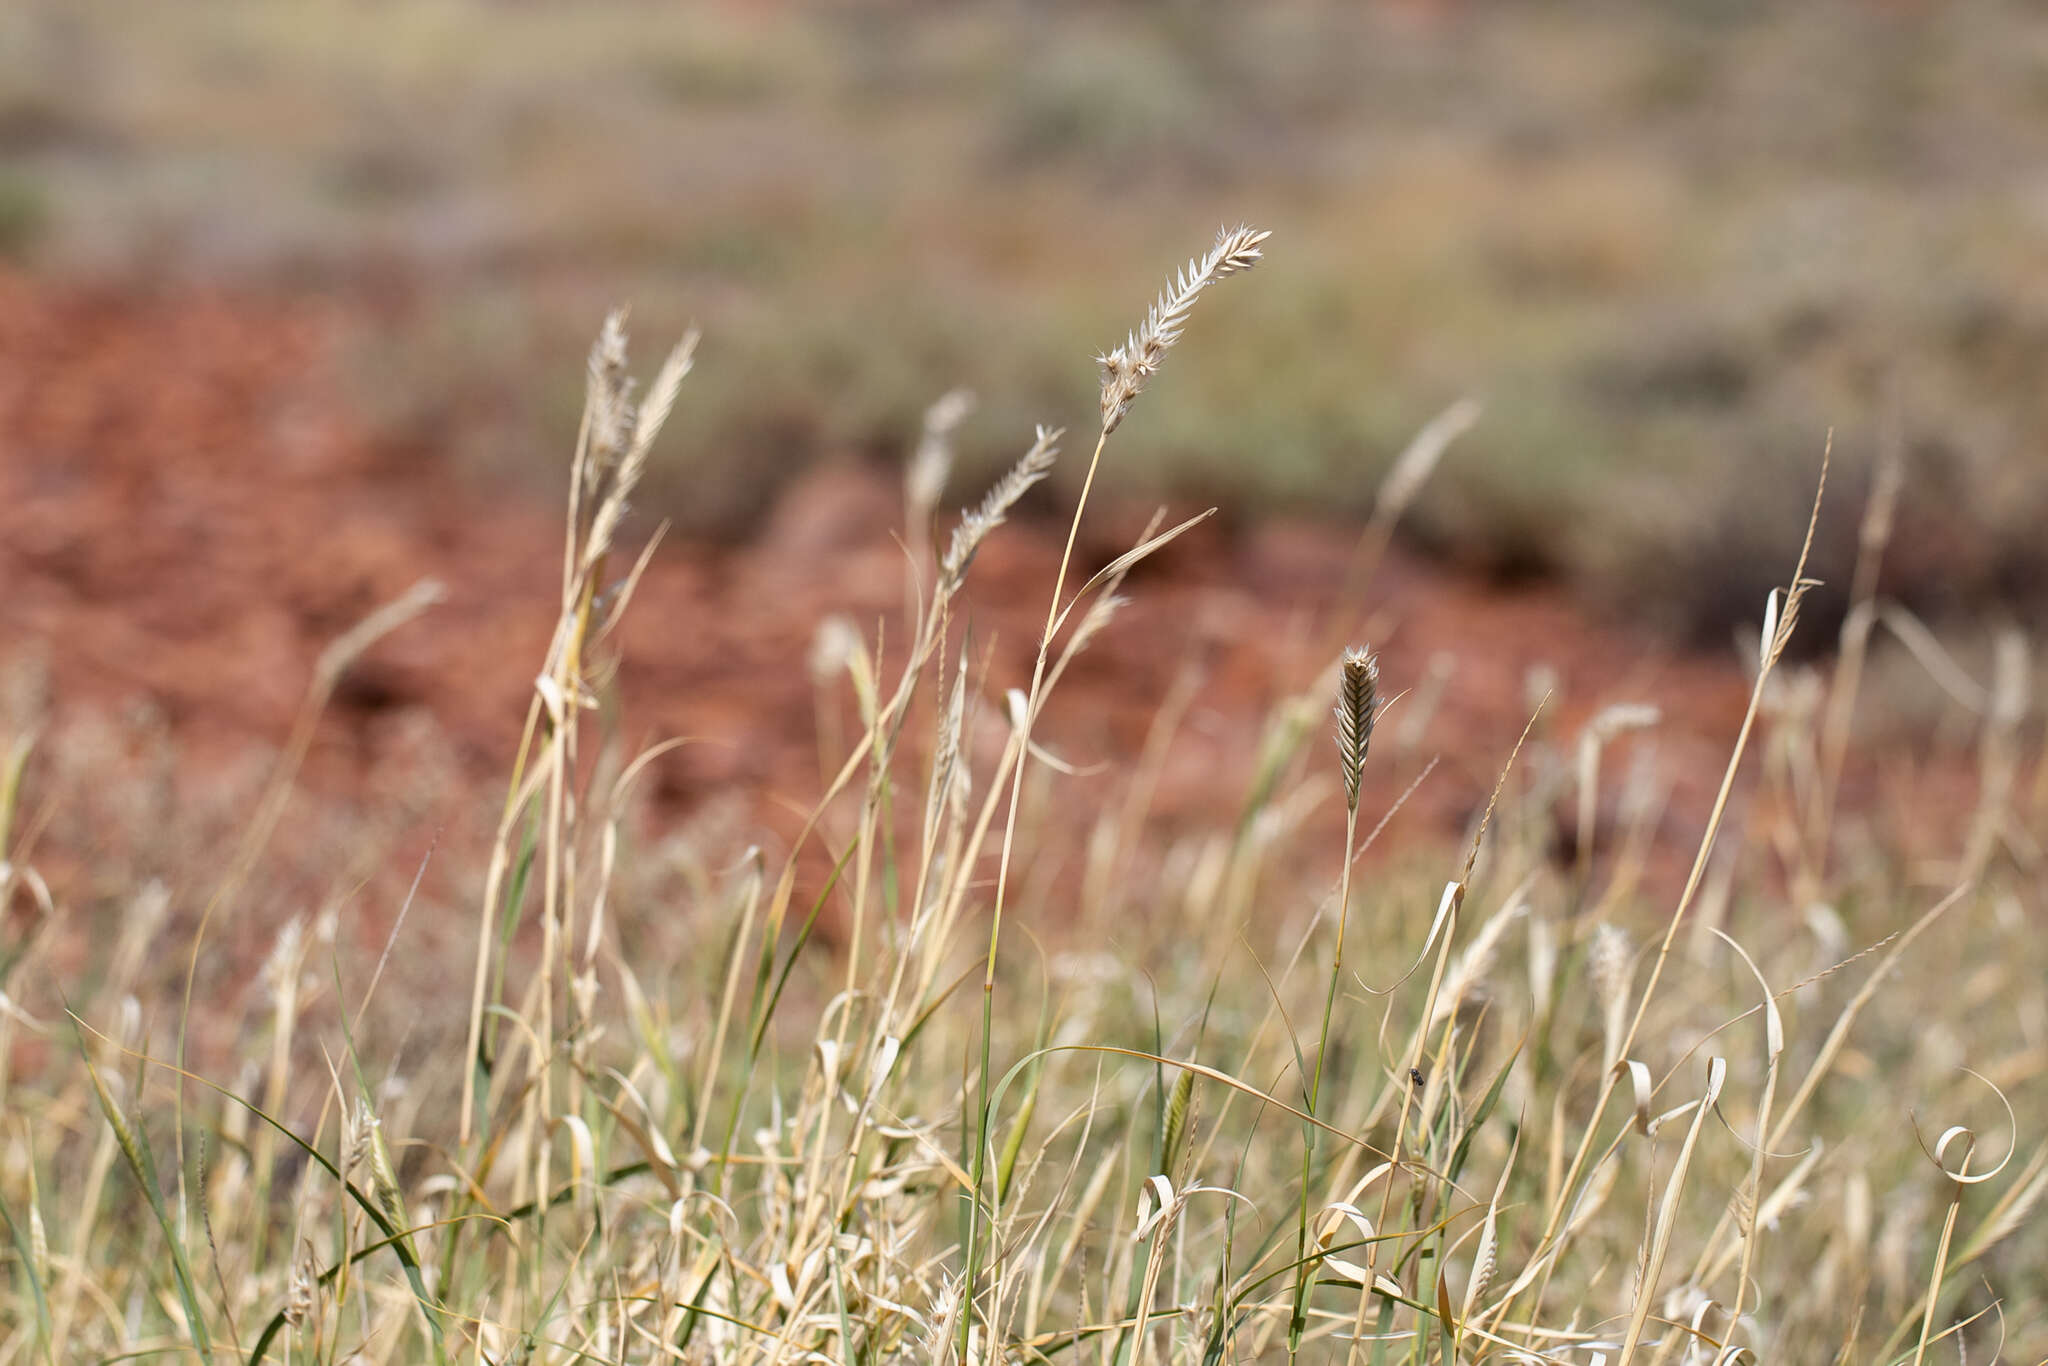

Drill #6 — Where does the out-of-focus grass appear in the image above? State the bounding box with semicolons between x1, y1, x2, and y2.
7;1;2048;631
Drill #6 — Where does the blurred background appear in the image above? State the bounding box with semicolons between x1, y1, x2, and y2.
6;0;2047;644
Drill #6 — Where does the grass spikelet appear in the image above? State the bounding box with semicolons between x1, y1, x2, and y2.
907;388;977;606
584;328;699;572
809;613;862;687
1575;702;1662;891
1097;224;1270;433
1335;397;1483;615
926;638;971;841
1379;396;1482;520
284;1237;316;1331
1334;646;1378;815
1060;591;1128;667
629;329;701;469
26;1199;48;1289
80;1047;213;1359
1588;922;1634;1069
1160;1065;1196;1179
1462;1202;1499;1322
583;306;632;479
1460;1144;1514;1328
907;387;976;519
940;424;1061;591
352;1097;408;1239
1432;887;1528;1027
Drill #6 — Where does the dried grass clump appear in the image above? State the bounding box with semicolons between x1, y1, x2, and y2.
0;226;2042;1366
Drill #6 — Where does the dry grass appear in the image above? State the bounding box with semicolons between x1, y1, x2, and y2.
1;227;2045;1366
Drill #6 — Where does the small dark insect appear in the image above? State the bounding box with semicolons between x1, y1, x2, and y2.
1409;1068;1426;1090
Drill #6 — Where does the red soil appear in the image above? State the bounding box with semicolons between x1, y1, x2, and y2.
0;269;1777;931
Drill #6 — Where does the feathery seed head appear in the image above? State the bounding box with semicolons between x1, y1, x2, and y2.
590;307;629;383
809;614;862;687
1589;923;1634;1011
1097;224;1270;434
585;308;635;476
261;915;307;1010
907;388;976;517
1588;702;1662;743
1589;922;1635;1067
582;328;698;573
1335;646;1378;813
928;641;971;831
940;425;1061;591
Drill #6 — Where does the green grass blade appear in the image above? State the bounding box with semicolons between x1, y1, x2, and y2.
78;1047;212;1359
0;1186;54;1364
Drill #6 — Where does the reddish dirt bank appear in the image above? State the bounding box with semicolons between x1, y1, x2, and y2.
0;269;1777;917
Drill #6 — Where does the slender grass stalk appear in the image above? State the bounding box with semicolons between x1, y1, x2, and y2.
1290;648;1375;1361
1909;1137;1971;1366
1810;440;1902;882
1501;447;1830;1343
963;226;1268;1364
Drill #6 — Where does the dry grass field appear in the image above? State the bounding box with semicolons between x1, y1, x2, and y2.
2;222;2044;1364
3;4;2048;1362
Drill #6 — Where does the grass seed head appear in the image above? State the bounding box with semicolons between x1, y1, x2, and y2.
940;424;1061;591
1098;224;1269;433
929;641;971;830
1589;922;1635;1066
27;1201;47;1286
1335;646;1378;813
585;307;634;478
907;387;975;518
285;1238;317;1329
